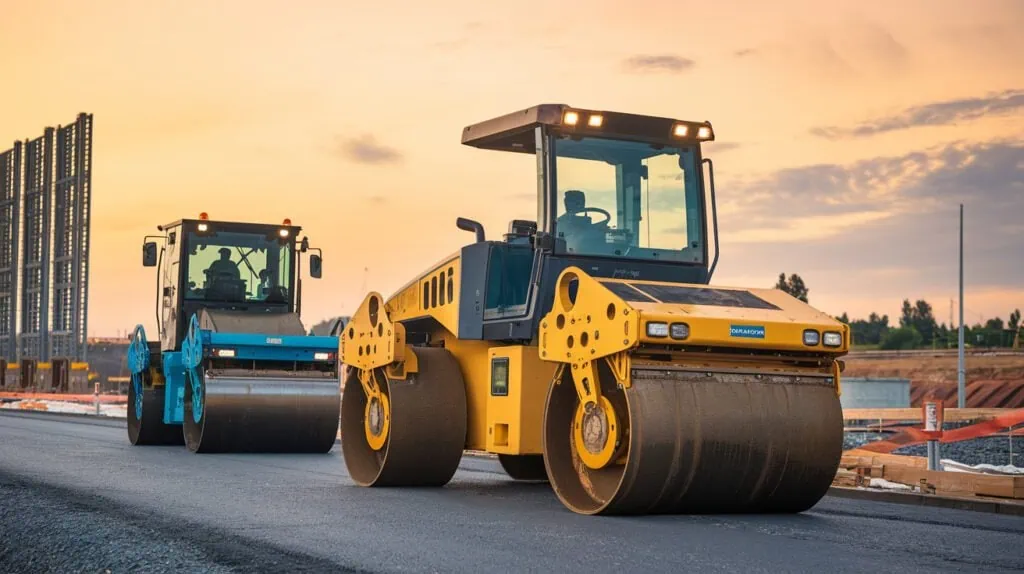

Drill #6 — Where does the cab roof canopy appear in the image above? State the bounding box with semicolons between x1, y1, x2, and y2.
158;216;301;233
460;103;715;154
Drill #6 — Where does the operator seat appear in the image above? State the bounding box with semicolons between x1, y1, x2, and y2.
556;189;605;253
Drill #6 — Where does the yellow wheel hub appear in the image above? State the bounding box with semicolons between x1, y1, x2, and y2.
364;393;391;451
573;395;620;469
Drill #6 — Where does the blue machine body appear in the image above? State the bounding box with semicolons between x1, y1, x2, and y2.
128;316;339;426
127;215;339;453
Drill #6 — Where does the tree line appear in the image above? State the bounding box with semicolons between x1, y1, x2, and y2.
774;273;1022;350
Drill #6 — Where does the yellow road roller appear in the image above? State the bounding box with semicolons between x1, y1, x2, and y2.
339;104;849;515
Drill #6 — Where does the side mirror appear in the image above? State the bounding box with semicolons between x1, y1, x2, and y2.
309;254;322;278
456;217;486;243
143;242;158;267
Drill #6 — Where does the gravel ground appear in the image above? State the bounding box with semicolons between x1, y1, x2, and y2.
843;427;1023;467
843;431;890;451
0;471;351;573
896;437;1023;467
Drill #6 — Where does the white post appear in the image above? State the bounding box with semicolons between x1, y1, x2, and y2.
925;401;941;471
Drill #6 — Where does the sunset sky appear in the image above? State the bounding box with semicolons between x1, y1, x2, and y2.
2;0;1022;337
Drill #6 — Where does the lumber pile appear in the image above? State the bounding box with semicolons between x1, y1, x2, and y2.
832;468;866;488
834;448;1024;500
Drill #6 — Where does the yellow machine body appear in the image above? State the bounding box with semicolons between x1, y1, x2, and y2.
338;103;850;514
342;262;846;453
485;345;555;455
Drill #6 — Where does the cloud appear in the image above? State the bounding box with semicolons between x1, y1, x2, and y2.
711;140;1024;312
706;141;741;153
732;22;907;83
854;24;908;65
811;89;1024;139
803;38;856;79
722;139;1024;232
335;134;403;165
621;55;695;74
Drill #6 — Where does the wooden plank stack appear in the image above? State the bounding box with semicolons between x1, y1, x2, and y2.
834;448;1024;501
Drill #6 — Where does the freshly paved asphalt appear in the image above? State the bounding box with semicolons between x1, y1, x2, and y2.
1;411;1022;573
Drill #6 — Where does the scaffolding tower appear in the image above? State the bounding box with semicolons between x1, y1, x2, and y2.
51;114;93;363
0;113;93;384
0;142;21;365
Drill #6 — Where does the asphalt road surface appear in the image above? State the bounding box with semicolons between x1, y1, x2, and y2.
1;411;1022;573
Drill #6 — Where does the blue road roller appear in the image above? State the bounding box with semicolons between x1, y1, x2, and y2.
126;213;341;453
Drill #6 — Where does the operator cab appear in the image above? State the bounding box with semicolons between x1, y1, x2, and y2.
456;104;719;341
140;213;324;351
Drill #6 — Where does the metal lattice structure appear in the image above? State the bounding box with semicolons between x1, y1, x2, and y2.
51;114;93;362
0;113;93;371
0;143;21;362
18;129;54;362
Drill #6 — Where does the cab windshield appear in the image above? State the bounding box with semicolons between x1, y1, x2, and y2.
553;136;704;264
184;230;294;303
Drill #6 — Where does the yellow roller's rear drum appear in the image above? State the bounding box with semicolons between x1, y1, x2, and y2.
340;347;468;487
542;361;843;515
497;455;549;482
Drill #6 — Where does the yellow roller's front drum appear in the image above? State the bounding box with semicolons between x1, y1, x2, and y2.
542;361;843;515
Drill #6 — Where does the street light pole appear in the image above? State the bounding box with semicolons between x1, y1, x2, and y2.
958;204;966;409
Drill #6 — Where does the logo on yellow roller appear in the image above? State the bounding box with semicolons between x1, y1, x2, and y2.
729;325;765;339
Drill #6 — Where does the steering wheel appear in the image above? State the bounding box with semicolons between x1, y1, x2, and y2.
577;206;611;227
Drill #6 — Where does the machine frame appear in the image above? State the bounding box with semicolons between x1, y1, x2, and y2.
129;214;339;450
340;104;849;515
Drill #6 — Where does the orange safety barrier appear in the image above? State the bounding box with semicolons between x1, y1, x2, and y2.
858;408;1024;453
0;392;127;405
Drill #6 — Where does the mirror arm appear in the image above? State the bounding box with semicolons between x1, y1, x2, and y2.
296;249;303;317
142;234;167;336
702;157;720;282
155;246;164;337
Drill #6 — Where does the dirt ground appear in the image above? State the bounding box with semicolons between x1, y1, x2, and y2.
843;354;1024;408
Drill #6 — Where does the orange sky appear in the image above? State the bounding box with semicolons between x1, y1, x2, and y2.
2;0;1022;337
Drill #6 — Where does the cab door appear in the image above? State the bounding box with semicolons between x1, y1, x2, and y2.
160;227;183;351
